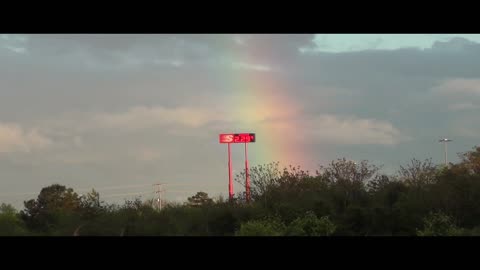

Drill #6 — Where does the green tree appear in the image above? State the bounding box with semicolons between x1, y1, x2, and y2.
416;212;463;236
0;203;16;215
0;203;27;236
285;211;336;236
235;216;286;236
318;158;380;184
234;162;282;202
187;192;213;207
397;158;439;187
367;176;410;235
317;159;377;214
80;189;104;219
20;184;82;233
458;146;480;175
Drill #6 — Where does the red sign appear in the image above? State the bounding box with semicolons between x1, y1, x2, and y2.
219;133;256;143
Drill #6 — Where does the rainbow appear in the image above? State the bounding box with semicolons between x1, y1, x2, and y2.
218;48;312;171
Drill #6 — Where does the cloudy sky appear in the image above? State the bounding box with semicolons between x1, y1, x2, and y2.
1;34;480;208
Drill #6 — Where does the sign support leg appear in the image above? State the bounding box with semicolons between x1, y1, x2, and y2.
245;142;250;203
228;143;233;201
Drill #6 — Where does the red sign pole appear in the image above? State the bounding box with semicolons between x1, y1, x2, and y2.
245;142;251;203
228;143;233;201
220;133;255;202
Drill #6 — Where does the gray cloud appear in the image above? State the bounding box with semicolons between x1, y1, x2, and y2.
1;34;480;208
0;123;52;153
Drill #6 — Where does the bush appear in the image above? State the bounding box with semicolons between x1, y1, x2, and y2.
235;216;286;236
286;211;336;236
416;212;463;236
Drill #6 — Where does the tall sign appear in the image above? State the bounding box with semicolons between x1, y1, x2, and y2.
219;133;255;202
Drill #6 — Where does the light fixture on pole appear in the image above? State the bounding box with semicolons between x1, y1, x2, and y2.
439;138;452;166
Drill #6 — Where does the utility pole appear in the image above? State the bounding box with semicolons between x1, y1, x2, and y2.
153;183;165;211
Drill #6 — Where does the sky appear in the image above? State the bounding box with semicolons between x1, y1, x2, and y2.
1;34;480;209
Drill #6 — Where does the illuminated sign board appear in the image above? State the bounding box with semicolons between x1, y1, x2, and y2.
219;133;256;143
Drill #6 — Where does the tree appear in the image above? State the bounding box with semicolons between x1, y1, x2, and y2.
35;184;81;211
0;203;16;216
20;184;82;233
80;189;104;219
317;159;377;214
81;189;101;208
235;162;316;211
285;211;336;236
235;216;286;236
416;212;463;236
397;158;438;186
0;203;27;236
187;192;213;207
234;162;282;201
367;174;395;193
458;146;480;175
318;158;380;184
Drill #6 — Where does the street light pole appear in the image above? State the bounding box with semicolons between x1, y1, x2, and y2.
439;138;452;166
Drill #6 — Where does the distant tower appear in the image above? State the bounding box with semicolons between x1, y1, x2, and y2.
439;138;452;166
153;183;165;210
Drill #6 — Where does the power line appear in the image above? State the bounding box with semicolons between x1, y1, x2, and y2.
101;191;153;198
0;182;227;198
0;188;227;200
0;183;154;198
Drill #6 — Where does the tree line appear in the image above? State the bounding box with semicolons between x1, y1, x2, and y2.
1;145;480;236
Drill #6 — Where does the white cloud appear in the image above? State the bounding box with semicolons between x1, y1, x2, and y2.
91;104;294;133
89;106;406;146
306;115;408;145
431;78;480;96
0;34;28;43
94;106;222;130
4;46;27;54
448;102;478;111
170;60;184;67
231;61;271;72
233;35;248;46
134;147;163;162
302;34;480;53
1;34;28;54
0;123;52;153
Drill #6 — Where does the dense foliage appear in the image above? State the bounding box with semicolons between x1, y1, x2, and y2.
2;146;480;236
